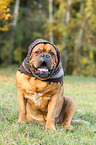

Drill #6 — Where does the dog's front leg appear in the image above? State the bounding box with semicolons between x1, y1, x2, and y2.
45;94;59;131
17;88;27;123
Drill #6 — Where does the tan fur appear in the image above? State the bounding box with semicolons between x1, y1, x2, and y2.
16;44;76;131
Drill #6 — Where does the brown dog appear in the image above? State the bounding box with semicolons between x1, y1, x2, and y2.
16;39;76;131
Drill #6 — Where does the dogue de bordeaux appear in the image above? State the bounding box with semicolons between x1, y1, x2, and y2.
16;39;76;131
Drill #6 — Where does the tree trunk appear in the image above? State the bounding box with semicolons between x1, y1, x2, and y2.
62;0;72;72
9;0;20;65
73;1;84;74
13;0;20;27
65;0;71;24
49;0;53;43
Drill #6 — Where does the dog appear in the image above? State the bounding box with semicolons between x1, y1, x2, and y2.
16;39;76;131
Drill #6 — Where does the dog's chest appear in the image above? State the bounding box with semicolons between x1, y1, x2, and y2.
25;91;43;106
25;79;52;107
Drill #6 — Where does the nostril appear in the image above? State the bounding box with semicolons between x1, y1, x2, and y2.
41;54;45;57
46;54;50;58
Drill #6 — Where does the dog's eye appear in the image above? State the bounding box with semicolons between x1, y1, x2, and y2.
35;51;40;55
49;52;54;56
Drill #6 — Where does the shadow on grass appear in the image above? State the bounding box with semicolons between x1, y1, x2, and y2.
73;112;96;127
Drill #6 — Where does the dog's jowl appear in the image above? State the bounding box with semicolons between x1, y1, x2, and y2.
16;39;76;131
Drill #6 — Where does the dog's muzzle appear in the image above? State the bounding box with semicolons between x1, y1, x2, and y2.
32;53;53;78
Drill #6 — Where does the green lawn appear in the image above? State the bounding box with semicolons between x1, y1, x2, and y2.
0;67;96;145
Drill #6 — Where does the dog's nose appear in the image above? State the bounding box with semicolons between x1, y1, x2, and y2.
41;53;50;58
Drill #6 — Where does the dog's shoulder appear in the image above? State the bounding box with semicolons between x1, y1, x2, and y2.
16;71;30;85
16;71;33;90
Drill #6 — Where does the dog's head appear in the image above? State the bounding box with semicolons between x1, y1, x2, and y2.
29;43;58;80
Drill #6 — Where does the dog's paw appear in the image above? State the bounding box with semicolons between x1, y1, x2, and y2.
45;123;56;131
63;123;74;130
18;117;27;124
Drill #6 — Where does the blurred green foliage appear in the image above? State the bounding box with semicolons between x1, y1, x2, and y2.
0;0;96;77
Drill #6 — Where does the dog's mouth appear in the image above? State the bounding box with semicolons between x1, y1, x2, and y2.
37;62;48;73
37;67;48;73
32;61;52;79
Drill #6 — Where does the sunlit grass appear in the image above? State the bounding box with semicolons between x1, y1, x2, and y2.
0;67;96;145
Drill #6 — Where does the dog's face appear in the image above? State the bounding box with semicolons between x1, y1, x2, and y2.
29;43;58;79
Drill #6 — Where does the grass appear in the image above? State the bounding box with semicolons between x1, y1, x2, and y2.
0;67;96;145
